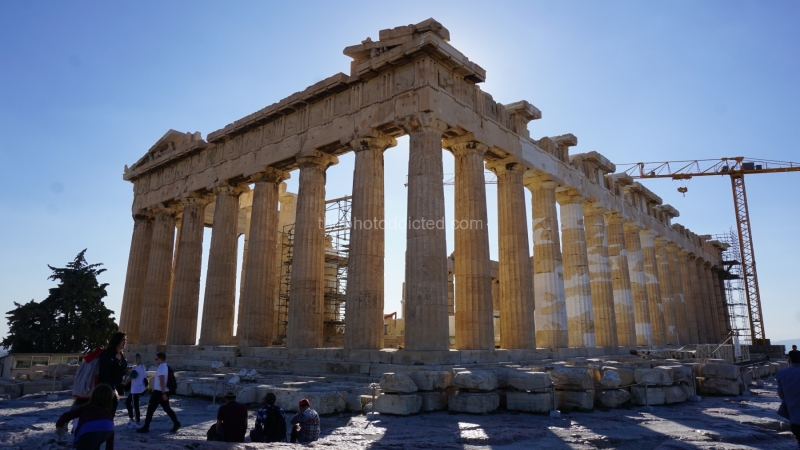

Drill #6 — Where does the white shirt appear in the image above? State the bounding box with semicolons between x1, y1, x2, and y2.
130;364;147;394
153;362;169;392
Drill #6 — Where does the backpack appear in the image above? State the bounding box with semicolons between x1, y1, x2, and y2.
263;405;287;442
167;365;177;392
72;347;104;399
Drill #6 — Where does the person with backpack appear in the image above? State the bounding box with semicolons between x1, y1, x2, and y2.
123;353;147;428
98;332;129;412
136;352;180;433
56;384;116;450
252;392;286;442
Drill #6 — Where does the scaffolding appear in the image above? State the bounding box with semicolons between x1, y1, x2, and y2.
713;229;752;345
276;196;351;345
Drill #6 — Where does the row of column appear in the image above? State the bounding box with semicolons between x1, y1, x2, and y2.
119;113;729;350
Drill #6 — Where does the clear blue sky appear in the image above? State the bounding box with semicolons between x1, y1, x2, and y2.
1;1;798;345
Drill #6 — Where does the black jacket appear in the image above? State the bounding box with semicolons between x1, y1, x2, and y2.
98;349;127;395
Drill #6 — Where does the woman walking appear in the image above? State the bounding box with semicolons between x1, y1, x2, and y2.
124;353;147;427
98;332;129;412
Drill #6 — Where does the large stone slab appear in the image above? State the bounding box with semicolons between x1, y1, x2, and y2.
508;371;551;392
663;385;688;404
556;390;594;411
598;370;621;389
699;363;740;380
380;372;418;393
506;392;553;413
448;392;499;413
273;389;347;414
634;368;662;386
602;366;635;386
698;377;740;396
374;394;422;415
407;371;451;391
452;370;498;391
597;389;631;408
549;367;595;390
631;386;666;406
418;391;448;411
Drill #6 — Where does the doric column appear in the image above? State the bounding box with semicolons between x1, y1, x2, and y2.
139;207;177;345
583;202;617;348
605;213;636;347
667;244;690;345
678;251;701;344
447;139;494;350
238;168;289;347
119;212;153;344
524;173;568;350
402;113;450;351
556;188;595;348
624;222;652;346
273;189;297;343
654;237;679;345
344;136;396;350
694;258;714;343
199;183;245;346
639;229;666;346
488;160;535;349
704;262;723;342
286;151;338;349
167;194;209;345
712;268;731;337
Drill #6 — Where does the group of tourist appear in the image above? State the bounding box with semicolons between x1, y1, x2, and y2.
53;331;321;449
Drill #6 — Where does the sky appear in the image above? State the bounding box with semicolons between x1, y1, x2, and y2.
1;1;799;346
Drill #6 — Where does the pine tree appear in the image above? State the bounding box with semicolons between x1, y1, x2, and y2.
2;250;118;353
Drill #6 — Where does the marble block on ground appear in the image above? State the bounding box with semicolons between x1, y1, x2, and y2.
549;367;595;390
598;370;621;388
508;371;551;392
374;394;422;415
452;370;498;391
631;386;666;406
448;392;499;414
556;390;594;411
380;372;418;393
418;391;448;411
634;368;663;386
698;363;740;380
698;377;740;396
602;366;635;386
597;389;631;408
506;392;553;413
407;371;451;391
663;385;688;404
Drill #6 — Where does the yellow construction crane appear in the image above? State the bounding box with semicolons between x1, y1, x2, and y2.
619;157;800;345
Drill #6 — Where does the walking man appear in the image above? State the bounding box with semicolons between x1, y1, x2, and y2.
788;345;800;365
776;353;800;447
137;352;180;433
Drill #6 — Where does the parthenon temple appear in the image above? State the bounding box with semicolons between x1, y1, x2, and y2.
120;18;733;363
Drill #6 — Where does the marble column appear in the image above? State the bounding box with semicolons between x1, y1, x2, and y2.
449;140;494;350
239;168;289;347
605;213;636;347
704;263;723;341
677;251;700;344
287;151;338;349
639;229;666;346
624;223;653;346
273;189;297;343
199;184;244;346
139;207;177;345
344;136;396;350
402;113;450;351
489;160;535;349
654;237;678;345
119;213;153;344
556;188;595;348
167;195;209;345
524;173;568;350
667;243;690;345
694;258;714;343
583;202;617;348
713;268;731;337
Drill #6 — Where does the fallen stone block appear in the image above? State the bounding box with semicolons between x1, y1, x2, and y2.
346;393;362;412
679;382;696;398
602;366;635;386
448;392;499;414
653;366;675;386
380;373;418;393
508;371;551;392
556;390;594;411
452;370;498;391
631;386;666;406
597;389;631;408
700;363;739;380
663;386;688;404
374;394;422;415
407;371;451;391
506;392;553;413
550;367;594;390
698;377;740;396
598;370;621;389
274;389;346;414
668;365;693;383
418;391;448;411
634;368;662;386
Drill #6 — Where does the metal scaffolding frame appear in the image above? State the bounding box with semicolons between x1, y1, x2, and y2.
713;229;752;345
276;196;351;345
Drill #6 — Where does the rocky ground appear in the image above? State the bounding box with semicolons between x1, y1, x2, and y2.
1;379;797;449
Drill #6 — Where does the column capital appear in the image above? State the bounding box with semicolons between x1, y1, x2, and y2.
132;210;154;221
555;186;584;205
654;235;670;246
149;204;177;217
296;150;338;169
251;167;290;184
401;112;448;135
582;200;607;216
522;170;558;190
486;157;527;176
623;221;643;233
348;135;397;153
445;140;488;157
213;183;246;197
639;228;658;239
604;210;624;224
180;192;211;208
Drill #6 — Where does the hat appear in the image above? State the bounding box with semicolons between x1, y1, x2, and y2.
224;392;237;400
298;398;310;408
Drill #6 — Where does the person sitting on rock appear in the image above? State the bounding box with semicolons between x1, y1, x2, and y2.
290;398;320;444
214;391;248;443
253;392;286;442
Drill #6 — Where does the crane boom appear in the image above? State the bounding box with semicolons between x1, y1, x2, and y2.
617;156;800;344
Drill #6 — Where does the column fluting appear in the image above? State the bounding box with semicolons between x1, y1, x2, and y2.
119;213;153;344
624;222;653;346
639;229;666;346
583;202;617;348
678;251;701;344
655;237;679;345
694;258;714;343
605;213;636;347
667;243;690;345
139;208;177;345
